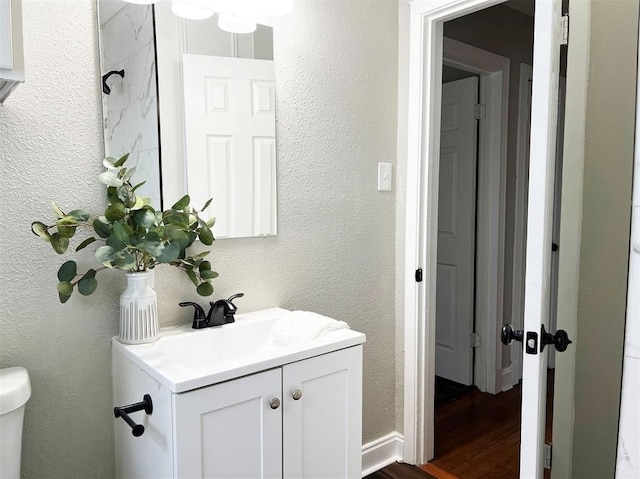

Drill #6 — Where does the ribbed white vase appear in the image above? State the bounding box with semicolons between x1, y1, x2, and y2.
118;271;160;344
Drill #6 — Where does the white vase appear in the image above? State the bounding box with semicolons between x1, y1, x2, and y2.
118;271;160;344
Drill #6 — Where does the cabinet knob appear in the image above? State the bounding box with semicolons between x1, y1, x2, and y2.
292;389;302;401
269;398;281;409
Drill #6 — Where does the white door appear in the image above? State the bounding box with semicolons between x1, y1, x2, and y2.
282;347;363;479
182;53;277;238
173;369;282;479
519;0;563;476
435;77;478;386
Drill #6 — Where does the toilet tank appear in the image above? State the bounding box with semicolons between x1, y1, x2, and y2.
0;367;31;479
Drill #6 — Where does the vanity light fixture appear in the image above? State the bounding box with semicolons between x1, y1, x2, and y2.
122;0;293;22
171;0;215;20
217;14;257;34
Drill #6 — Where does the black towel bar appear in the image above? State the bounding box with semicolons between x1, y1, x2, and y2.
114;394;153;437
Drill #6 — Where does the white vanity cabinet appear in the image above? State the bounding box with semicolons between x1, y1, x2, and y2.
113;311;364;479
173;347;362;479
0;0;24;103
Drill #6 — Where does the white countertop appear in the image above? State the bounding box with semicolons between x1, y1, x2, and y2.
112;308;366;393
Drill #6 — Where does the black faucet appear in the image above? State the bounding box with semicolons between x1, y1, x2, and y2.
207;293;245;326
179;293;244;329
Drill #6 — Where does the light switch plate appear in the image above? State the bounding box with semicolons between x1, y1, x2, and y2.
378;162;392;191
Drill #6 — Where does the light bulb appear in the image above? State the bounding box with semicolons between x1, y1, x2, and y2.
171;0;215;20
217;14;257;34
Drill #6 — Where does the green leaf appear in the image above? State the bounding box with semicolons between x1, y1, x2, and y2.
84;268;97;279
199;260;211;271
192;251;211;259
132;181;146;192
133;209;156;229
113;250;136;270
93;218;111;238
57;281;73;296
57;260;77;282
206;217;216;228
112;222;129;242
163;210;188;228
50;233;69;254
95;245;117;265
164;226;190;250
155;240;180;263
56;216;77;239
99;171;124;187
186;231;197;247
59;292;72;304
196;282;214;296
200;198;213;212
31;221;51;241
78;276;98;296
103;157;118;168
198;225;214;246
106;234;126;252
51;201;65;219
200;270;218;280
122;167;136;182
186;269;199;287
172;195;191;210
76;237;97;252
140;239;164;257
113;153;129;167
68;209;90;222
105;202;126;221
116;184;136;207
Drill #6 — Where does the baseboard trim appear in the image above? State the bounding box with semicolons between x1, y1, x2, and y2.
361;432;404;477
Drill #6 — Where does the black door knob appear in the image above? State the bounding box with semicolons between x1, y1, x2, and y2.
541;324;573;352
501;324;524;346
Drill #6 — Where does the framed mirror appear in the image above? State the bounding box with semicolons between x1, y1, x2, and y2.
97;0;278;239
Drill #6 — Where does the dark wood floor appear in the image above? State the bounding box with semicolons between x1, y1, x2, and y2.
365;462;437;479
421;371;554;479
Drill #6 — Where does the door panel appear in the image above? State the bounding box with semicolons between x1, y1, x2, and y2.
520;0;563;476
436;77;478;386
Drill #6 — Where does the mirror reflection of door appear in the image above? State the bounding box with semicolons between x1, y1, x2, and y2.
183;54;277;238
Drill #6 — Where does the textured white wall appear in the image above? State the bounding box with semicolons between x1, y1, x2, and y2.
0;1;119;477
0;0;398;475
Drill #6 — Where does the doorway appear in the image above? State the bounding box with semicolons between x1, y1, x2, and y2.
403;0;570;475
431;4;568;476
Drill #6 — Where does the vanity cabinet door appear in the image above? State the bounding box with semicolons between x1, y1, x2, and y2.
173;368;283;479
282;346;363;479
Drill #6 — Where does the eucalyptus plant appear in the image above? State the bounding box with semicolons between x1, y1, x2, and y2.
31;154;218;303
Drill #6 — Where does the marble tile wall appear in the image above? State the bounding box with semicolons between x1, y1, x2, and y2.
616;124;640;477
99;2;161;208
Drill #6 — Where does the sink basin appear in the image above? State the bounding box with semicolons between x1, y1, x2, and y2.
112;307;366;393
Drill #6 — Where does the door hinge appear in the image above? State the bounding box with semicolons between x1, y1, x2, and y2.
415;268;423;282
544;442;553;469
560;14;569;46
471;333;481;348
473;103;486;120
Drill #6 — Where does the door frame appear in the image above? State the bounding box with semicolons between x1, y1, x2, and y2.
442;37;510;394
402;0;511;464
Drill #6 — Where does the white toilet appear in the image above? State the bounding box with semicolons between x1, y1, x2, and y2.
0;367;31;479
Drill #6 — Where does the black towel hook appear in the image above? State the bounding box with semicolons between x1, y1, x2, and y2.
102;69;125;95
114;394;153;437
